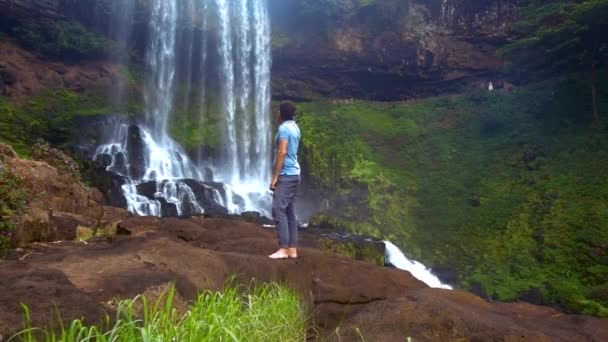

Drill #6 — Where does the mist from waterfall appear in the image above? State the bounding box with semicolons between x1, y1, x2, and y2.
94;0;273;217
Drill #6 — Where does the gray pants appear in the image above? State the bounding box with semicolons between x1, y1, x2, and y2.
272;175;300;248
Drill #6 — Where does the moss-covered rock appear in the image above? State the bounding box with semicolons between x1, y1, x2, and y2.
318;237;385;266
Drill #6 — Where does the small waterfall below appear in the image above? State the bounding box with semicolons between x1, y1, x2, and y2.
92;0;273;217
384;241;453;290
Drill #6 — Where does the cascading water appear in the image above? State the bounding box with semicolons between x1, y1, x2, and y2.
384;241;453;290
93;0;273;217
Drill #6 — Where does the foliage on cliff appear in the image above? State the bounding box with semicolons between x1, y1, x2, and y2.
299;72;608;316
0;90;121;155
0;164;23;257
502;0;608;120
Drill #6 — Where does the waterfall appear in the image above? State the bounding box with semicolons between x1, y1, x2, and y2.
384;241;453;290
93;0;273;217
145;0;177;139
107;0;134;108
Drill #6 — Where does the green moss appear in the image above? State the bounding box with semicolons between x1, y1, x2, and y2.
319;237;385;266
12;20;110;61
299;71;608;315
0;89;130;153
0;165;24;257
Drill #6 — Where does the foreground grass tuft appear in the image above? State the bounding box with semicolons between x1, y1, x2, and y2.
12;283;307;342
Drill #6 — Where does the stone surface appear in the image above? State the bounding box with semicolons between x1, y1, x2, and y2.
3;150;128;246
0;218;607;341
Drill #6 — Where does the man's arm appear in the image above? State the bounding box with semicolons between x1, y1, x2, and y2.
270;139;288;190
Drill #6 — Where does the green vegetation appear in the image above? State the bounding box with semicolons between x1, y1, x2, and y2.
318;238;385;266
502;0;608;121
14;283;307;342
12;20;110;61
0;165;24;257
299;72;608;315
0;90;140;155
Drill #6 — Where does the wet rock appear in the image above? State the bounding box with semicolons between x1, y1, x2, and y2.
112;152;128;175
136;181;158;200
233;211;274;226
94;153;113;169
158;198;178;218
91;171;128;208
126;125;146;180
181;179;229;216
232;192;246;210
430;266;459;286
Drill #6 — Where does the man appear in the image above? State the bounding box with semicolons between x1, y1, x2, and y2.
269;101;301;259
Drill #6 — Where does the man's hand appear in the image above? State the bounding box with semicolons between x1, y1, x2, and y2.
270;176;279;191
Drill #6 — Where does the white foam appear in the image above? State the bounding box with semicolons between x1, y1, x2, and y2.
384;241;452;289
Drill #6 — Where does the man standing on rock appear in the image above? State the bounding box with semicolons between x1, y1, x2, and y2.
269;101;301;259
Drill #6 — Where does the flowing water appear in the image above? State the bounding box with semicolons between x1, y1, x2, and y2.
94;0;272;216
384;241;453;289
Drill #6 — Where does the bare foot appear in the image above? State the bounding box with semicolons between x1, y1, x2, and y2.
269;248;289;259
288;247;297;259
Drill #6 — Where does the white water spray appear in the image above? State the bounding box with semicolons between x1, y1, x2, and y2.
384;241;453;290
94;0;273;217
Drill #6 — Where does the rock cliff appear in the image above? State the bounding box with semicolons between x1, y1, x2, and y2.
270;0;522;100
0;0;524;101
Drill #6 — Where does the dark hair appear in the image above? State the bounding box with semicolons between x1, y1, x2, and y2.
280;101;296;121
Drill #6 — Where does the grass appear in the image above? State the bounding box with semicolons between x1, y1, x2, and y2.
11;283;307;342
298;71;608;315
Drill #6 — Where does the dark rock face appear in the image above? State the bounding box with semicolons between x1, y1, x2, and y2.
181;179;229;217
269;0;520;101
0;0;61;20
126;125;147;180
158;198;178;218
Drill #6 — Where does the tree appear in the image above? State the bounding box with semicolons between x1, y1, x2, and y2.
502;0;608;121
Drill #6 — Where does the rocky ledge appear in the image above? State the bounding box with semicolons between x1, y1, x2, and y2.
1;217;607;341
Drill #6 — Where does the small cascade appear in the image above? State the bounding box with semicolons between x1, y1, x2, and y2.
384;241;453;290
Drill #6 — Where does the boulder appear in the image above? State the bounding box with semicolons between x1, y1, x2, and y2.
3;148;109;246
181;179;229;217
31;141;80;180
158;198;178;218
126;125;147;180
136;180;157;200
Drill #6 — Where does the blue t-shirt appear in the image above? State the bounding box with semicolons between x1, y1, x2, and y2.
275;120;301;176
